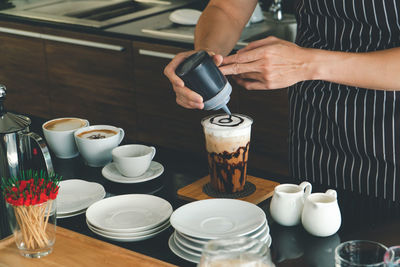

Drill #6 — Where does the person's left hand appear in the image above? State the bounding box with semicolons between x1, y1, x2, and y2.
220;36;311;90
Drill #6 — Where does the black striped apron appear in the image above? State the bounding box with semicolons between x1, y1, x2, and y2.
289;0;400;201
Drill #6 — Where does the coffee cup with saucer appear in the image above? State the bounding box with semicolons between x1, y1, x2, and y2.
102;144;163;184
112;144;156;177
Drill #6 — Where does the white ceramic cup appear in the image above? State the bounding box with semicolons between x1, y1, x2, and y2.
112;144;156;177
42;117;89;159
74;125;124;167
269;182;312;226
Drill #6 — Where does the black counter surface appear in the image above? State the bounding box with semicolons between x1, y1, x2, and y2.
1;115;400;267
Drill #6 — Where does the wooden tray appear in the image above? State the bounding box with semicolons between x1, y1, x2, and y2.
177;175;280;205
0;226;176;267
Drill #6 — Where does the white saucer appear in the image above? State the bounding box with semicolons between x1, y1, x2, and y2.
170;199;266;239
57;208;86;219
86;194;173;233
86;218;170;237
57;179;106;214
173;232;202;257
88;221;170;242
169;234;200;264
102;161;164;184
177;221;269;245
169;9;202;25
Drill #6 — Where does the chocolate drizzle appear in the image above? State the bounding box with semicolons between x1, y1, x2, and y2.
208;142;250;193
210;114;244;127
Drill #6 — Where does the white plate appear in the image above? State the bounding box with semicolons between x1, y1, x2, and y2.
102;161;164;184
170;199;266;239
175;222;270;252
169;9;202;25
178;221;269;245
173;232;202;257
86;218;170;237
174;231;204;252
174;231;272;257
86;194;172;233
88;221;170;242
57;208;86;219
169;234;200;264
57;179;106;214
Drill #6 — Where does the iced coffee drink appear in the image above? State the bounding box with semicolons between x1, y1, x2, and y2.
201;114;253;193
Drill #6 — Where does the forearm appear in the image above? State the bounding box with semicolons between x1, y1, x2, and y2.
194;1;256;56
308;47;400;91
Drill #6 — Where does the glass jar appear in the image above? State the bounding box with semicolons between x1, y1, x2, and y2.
198;236;275;267
6;199;57;258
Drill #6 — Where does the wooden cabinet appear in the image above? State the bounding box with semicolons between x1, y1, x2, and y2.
132;41;239;153
42;28;136;141
0;21;50;118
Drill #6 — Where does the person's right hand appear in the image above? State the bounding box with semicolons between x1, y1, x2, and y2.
164;50;223;109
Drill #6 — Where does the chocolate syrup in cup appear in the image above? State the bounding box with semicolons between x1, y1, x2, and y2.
201;114;253;193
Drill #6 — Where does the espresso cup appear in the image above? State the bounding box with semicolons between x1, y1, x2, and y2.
74;125;124;167
112;144;156;177
42;117;89;159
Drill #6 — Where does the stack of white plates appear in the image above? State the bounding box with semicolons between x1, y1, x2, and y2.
57;179;106;219
169;199;272;263
86;194;172;242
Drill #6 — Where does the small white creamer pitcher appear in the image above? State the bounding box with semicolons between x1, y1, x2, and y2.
270;182;312;226
301;189;341;237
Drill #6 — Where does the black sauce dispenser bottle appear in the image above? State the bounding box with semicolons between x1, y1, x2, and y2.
175;50;232;115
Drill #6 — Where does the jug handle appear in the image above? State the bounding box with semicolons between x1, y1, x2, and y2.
299;181;312;198
26;132;54;176
325;189;337;199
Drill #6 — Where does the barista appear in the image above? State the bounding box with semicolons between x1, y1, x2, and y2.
164;0;400;201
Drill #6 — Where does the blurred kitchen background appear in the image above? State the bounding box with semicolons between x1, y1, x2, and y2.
0;0;299;182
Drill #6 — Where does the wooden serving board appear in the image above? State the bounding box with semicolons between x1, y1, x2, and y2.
0;226;176;267
177;175;280;205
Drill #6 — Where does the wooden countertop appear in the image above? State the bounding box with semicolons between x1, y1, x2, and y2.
0;226;177;267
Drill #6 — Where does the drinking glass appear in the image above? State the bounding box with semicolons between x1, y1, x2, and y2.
335;240;388;267
384;246;400;267
198;236;275;267
6;199;57;258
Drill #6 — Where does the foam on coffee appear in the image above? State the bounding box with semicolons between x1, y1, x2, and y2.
44;118;86;131
202;114;252;153
77;129;117;140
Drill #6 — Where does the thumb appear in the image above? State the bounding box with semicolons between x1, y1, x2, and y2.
211;54;224;67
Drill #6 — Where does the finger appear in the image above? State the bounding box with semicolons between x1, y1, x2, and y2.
176;97;193;109
212;54;224;66
223;46;269;65
176;96;204;109
164;62;185;87
238;36;281;53
164;52;195;87
220;60;261;76
174;85;204;104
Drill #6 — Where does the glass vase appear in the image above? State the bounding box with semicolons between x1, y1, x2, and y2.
6;199;57;258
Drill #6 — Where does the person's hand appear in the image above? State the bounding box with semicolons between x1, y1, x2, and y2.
164;50;223;109
220;36;310;90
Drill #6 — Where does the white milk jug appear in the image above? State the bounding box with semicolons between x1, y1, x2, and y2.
301;189;341;237
270;182;312;226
